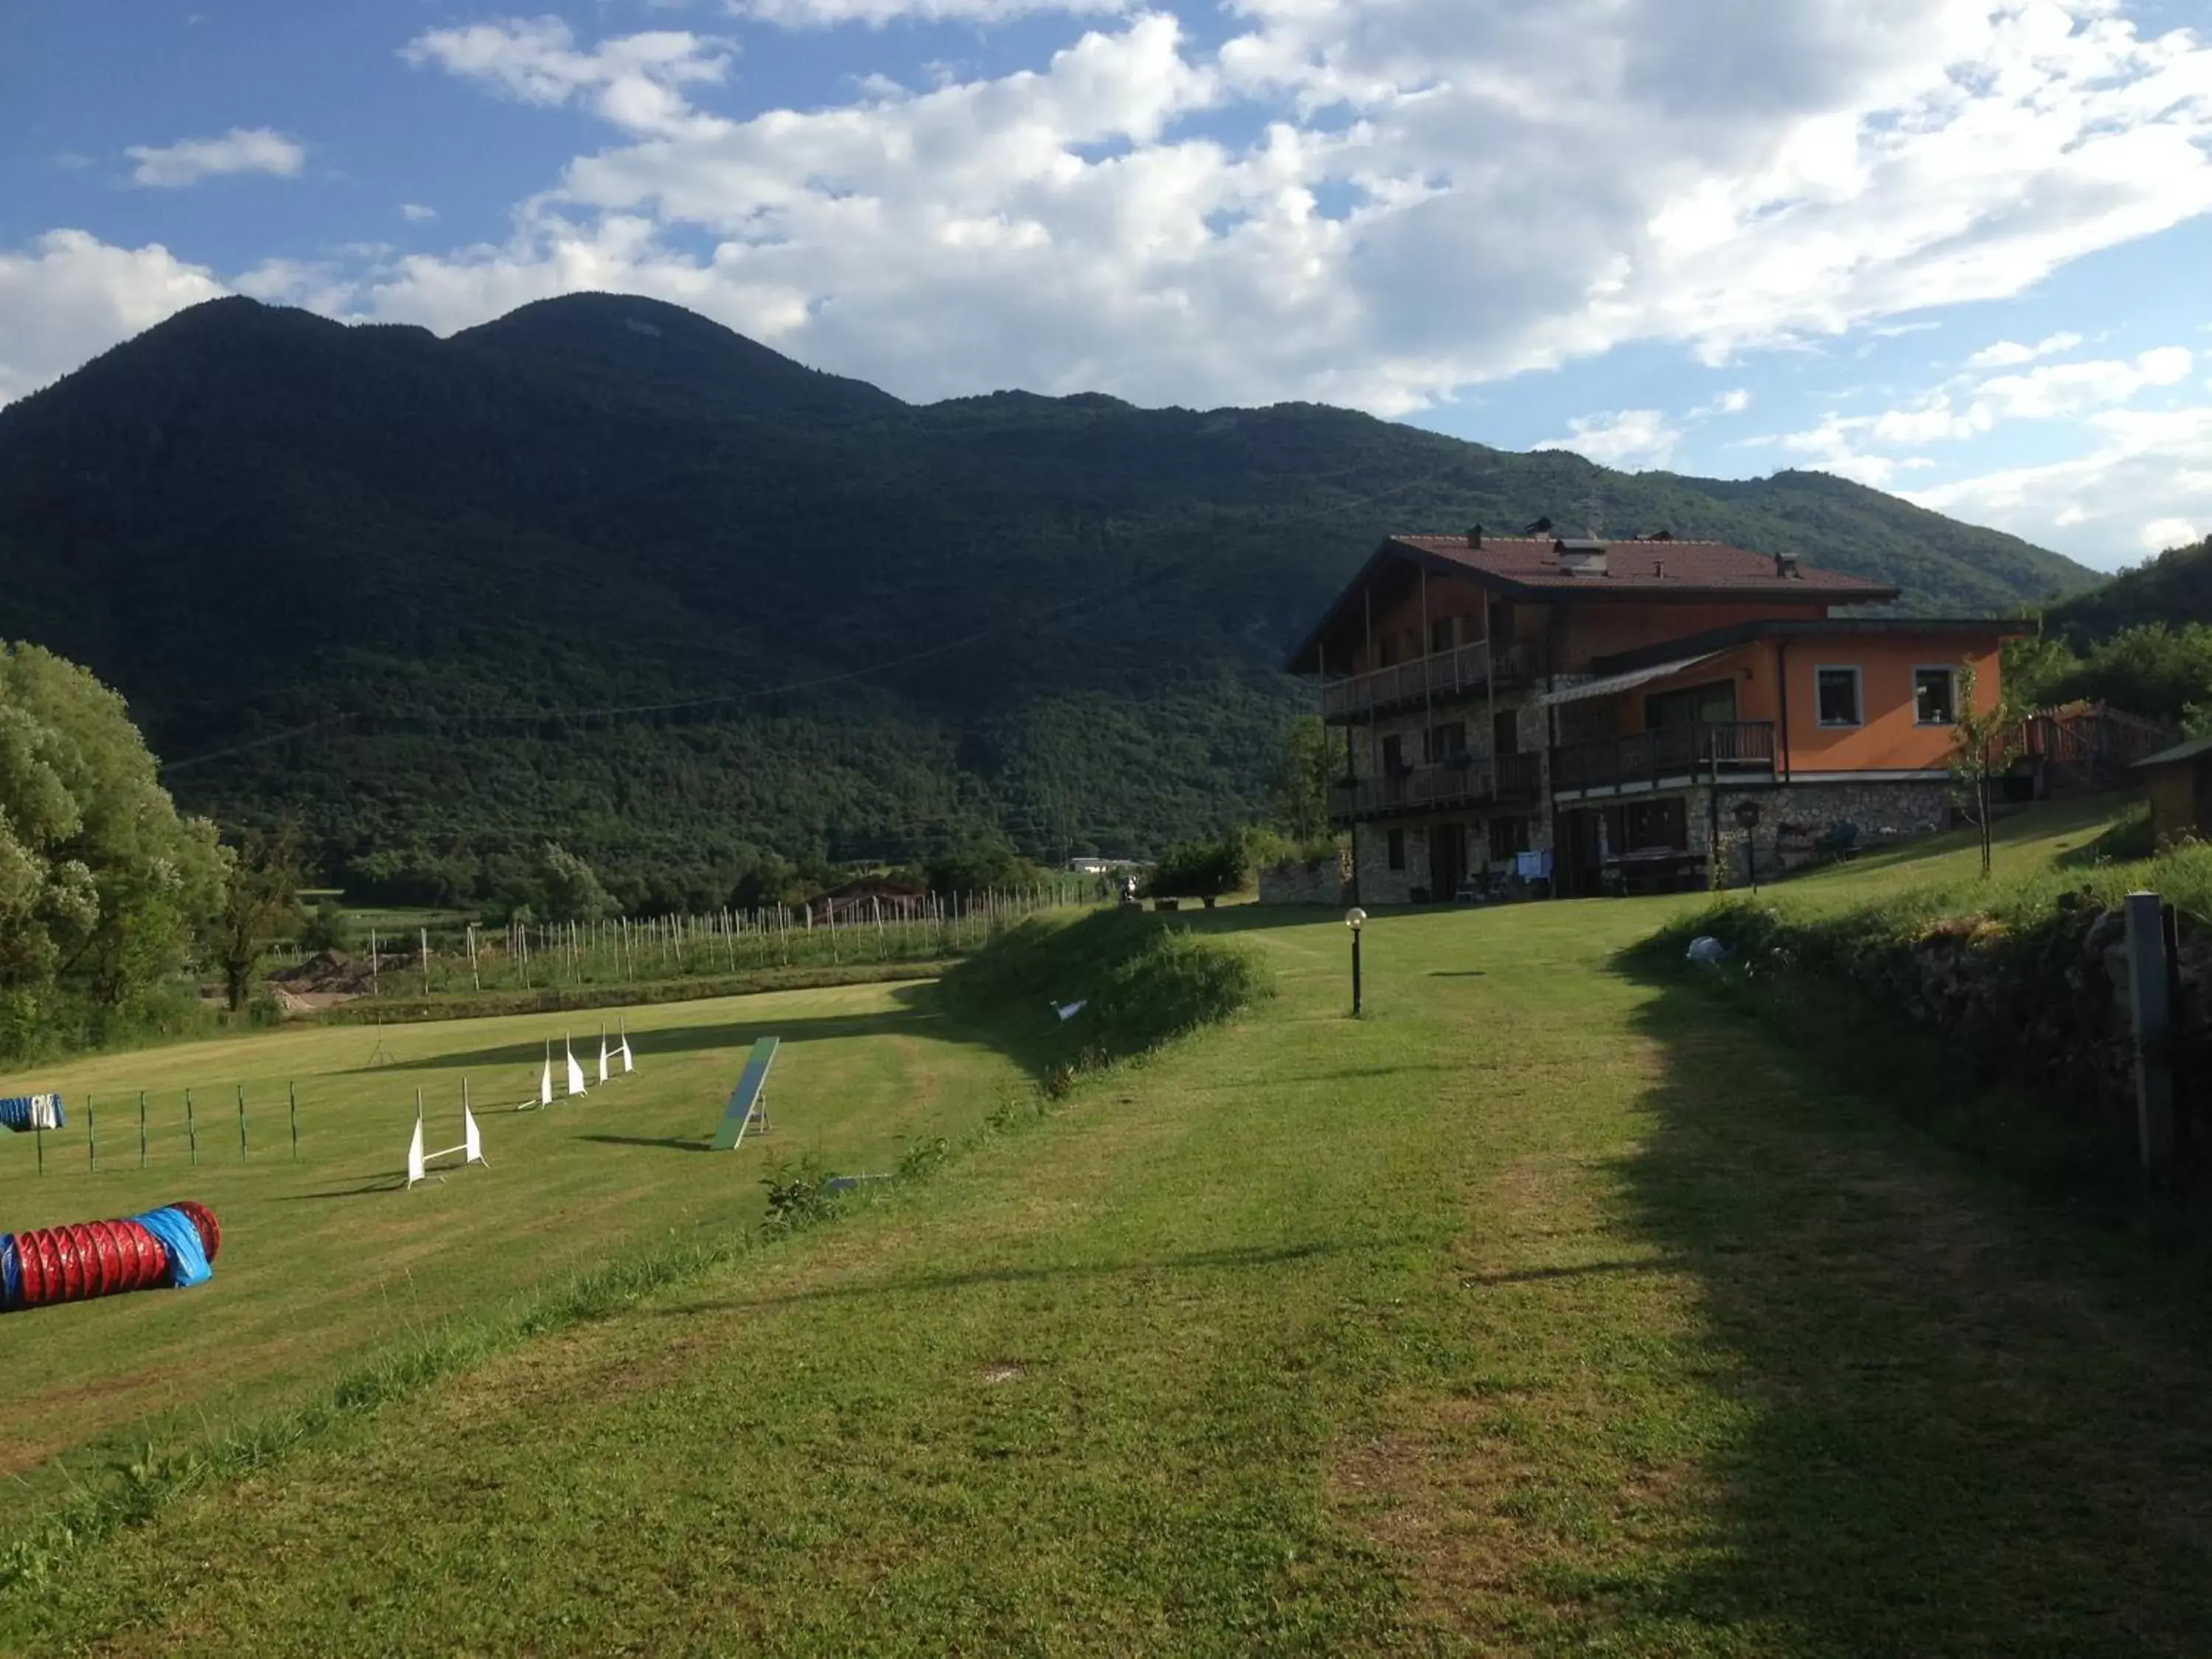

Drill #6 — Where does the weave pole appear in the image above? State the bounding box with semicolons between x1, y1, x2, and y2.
236;1085;248;1161
186;1088;197;1166
289;1082;299;1159
87;1096;96;1174
138;1091;147;1169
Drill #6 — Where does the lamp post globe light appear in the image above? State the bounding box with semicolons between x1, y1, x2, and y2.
1345;907;1367;1016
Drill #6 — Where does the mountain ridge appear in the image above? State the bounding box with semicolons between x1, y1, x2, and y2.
0;294;2101;904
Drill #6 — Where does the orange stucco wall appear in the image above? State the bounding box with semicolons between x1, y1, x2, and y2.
1618;633;2005;772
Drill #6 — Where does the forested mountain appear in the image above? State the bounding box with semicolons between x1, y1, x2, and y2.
2044;535;2212;643
0;293;2097;907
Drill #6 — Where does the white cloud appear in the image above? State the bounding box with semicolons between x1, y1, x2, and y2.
125;127;305;188
402;17;731;138
15;0;2212;497
0;231;225;404
1534;408;1681;469
1910;402;2212;565
733;0;1124;21
350;1;2212;416
1964;330;2083;369
400;202;439;223
1976;345;2193;420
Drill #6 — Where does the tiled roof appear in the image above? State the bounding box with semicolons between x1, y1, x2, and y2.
1388;535;1898;600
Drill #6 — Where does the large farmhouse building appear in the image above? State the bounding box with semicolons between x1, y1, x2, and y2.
1287;529;2028;901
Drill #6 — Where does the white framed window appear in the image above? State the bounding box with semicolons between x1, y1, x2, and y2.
1914;666;1958;726
1814;665;1863;727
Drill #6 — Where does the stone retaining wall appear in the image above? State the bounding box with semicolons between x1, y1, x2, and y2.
1258;853;1351;906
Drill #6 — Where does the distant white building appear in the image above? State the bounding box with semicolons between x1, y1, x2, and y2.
1069;857;1146;874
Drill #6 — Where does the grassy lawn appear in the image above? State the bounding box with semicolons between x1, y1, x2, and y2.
10;798;2211;1654
1763;790;2132;908
0;982;1021;1509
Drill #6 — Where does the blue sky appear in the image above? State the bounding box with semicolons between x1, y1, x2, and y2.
4;0;2210;571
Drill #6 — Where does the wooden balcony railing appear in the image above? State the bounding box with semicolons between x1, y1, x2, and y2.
1319;641;1538;722
1328;751;1543;823
1551;721;1776;795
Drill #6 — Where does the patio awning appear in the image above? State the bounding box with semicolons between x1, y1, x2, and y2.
1539;652;1725;707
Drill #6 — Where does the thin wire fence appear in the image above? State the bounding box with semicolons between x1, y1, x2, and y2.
283;882;1093;1006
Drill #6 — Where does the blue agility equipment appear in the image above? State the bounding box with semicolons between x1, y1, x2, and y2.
0;1095;63;1133
712;1037;779;1151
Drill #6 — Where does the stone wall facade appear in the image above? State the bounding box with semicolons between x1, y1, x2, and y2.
1691;779;1953;888
1258;852;1352;906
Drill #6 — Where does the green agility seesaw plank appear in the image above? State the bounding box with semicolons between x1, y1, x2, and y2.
712;1037;779;1151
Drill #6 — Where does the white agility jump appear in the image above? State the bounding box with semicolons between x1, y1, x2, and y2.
406;1083;488;1190
519;1025;640;1110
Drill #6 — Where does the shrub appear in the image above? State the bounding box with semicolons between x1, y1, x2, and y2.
1147;838;1247;907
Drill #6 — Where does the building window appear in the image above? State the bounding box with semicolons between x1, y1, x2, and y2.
1386;828;1405;870
1488;816;1529;863
1815;667;1863;727
1915;667;1958;726
1430;616;1455;655
1378;634;1401;668
1381;733;1406;773
1424;720;1467;764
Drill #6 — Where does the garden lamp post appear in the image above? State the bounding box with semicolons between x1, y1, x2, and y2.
1346;907;1367;1016
1732;799;1763;893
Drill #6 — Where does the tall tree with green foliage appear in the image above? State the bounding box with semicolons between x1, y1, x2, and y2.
1273;714;1336;844
0;642;225;1048
216;821;303;1011
539;841;613;922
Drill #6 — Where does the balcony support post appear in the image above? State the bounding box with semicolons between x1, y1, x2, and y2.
1419;566;1434;750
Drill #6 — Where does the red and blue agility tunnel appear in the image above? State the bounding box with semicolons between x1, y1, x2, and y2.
0;1201;220;1312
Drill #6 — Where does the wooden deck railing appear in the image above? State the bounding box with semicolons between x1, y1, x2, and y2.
1319;641;1537;721
1551;722;1776;793
1328;751;1543;823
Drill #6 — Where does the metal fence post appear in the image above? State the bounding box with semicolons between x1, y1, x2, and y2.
2125;891;2175;1185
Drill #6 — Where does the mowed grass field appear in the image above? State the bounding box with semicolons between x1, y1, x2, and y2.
0;982;1023;1507
10;799;2212;1653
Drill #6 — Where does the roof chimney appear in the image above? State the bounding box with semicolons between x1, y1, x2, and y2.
1555;537;1610;577
1774;551;1802;580
1467;524;1484;549
1654;558;1668;579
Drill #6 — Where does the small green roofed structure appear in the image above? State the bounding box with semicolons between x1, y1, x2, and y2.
712;1037;779;1151
2132;734;2212;849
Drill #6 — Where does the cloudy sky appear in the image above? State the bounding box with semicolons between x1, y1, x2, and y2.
4;0;2209;570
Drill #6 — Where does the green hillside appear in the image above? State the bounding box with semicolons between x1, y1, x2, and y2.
0;293;2098;905
2045;535;2212;642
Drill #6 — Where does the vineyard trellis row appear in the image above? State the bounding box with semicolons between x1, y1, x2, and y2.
334;883;1086;1004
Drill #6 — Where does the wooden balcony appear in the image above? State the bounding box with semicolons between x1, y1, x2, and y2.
1551;721;1776;797
1329;751;1543;824
1319;641;1538;723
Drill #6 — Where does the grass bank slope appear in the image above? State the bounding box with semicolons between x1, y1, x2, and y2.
10;866;2212;1653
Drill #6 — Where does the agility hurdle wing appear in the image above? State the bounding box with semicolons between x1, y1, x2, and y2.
405;1084;488;1190
711;1037;779;1151
597;1026;610;1085
564;1034;588;1098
